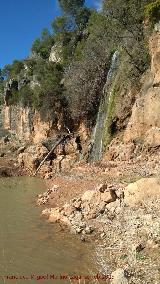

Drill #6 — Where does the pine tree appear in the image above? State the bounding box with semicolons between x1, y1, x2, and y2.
58;0;85;15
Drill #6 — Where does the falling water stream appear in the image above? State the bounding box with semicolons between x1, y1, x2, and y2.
89;51;120;161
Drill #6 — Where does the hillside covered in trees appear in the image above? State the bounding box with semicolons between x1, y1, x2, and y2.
0;0;159;131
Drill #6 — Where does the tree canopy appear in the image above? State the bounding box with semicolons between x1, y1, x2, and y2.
58;0;85;15
0;0;155;125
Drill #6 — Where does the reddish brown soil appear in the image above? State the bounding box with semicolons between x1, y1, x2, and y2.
45;174;99;208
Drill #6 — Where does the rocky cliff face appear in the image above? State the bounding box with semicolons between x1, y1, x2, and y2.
2;29;160;162
1;102;90;176
2;106;59;143
124;28;160;147
2;105;89;146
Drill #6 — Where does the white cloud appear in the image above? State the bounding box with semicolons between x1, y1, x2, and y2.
94;0;103;11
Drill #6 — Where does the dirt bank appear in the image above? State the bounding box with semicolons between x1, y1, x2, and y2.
1;133;160;283
32;145;160;284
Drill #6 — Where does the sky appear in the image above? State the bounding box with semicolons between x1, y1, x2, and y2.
0;0;102;69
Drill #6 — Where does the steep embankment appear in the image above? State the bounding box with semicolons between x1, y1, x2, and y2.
1;28;160;178
1;101;90;177
124;31;160;147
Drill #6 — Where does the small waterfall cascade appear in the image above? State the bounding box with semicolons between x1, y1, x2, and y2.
0;106;2;128
89;51;120;161
0;106;4;138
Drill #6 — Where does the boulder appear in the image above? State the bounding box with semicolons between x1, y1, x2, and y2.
124;178;160;207
81;190;95;201
18;144;48;171
63;204;75;217
111;269;128;284
48;211;61;223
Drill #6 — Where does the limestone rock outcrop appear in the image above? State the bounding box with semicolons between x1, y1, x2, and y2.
49;44;62;63
2;106;65;143
124;30;160;147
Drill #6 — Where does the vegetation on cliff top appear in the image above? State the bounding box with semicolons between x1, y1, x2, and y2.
0;0;158;125
145;0;160;25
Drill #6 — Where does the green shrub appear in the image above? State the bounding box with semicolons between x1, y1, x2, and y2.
2;60;24;79
31;29;55;59
145;0;160;25
7;89;20;105
18;86;35;107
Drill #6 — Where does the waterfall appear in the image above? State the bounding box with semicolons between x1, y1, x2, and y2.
0;106;2;128
89;51;120;161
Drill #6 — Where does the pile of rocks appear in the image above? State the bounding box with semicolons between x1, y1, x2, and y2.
41;183;124;235
41;178;160;244
37;185;59;205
